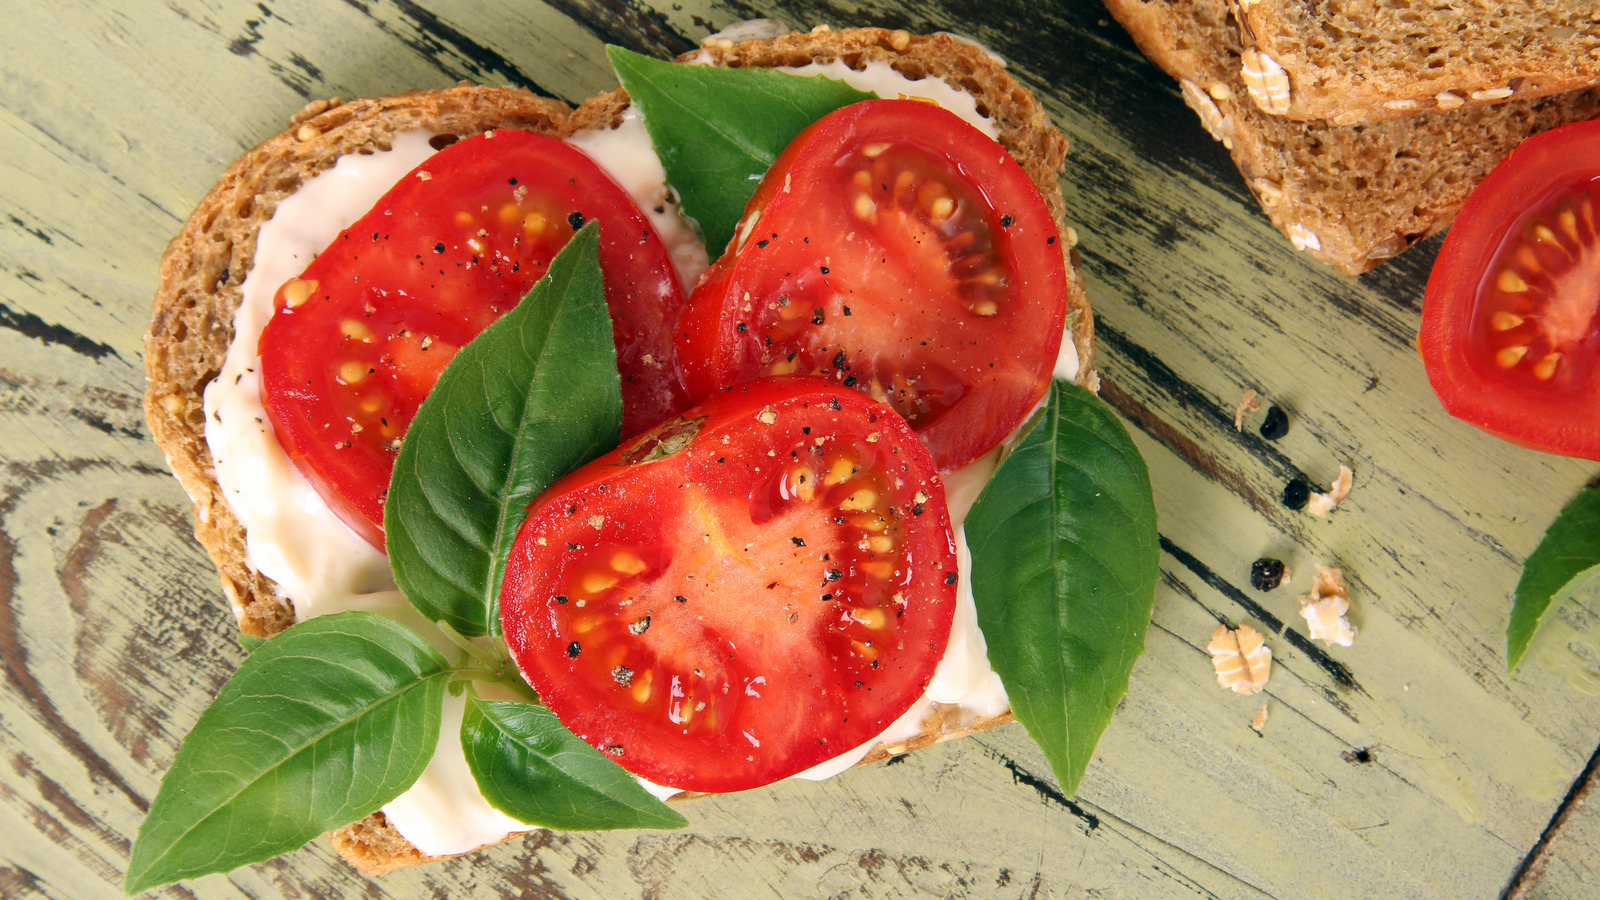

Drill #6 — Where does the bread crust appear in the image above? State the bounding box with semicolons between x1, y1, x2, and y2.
145;26;1086;876
1232;0;1600;124
1106;0;1600;274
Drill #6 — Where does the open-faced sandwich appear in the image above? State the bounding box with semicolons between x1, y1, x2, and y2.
134;22;1158;891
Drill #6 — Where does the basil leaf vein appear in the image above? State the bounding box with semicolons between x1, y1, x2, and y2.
124;612;451;893
1508;481;1600;671
965;381;1159;796
607;45;874;255
461;695;688;831
386;223;621;637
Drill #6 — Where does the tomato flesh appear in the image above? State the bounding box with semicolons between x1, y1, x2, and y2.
499;377;957;793
1421;119;1600;458
676;99;1067;472
259;130;687;547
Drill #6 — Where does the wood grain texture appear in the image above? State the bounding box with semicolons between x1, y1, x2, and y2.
4;0;1600;898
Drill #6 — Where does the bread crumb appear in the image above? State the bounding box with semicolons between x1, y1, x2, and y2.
1234;389;1259;431
1251;704;1269;733
1306;464;1353;516
1299;566;1355;646
1208;623;1272;694
296;123;321;142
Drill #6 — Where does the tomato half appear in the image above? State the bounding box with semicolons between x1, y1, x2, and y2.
499;377;956;793
260;130;688;547
1420;119;1600;458
675;99;1067;472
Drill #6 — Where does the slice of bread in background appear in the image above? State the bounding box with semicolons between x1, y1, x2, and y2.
1232;0;1600;124
1104;0;1600;275
145;25;1091;876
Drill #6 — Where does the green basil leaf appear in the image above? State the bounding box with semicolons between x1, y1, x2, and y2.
386;223;621;637
236;633;266;653
461;695;688;831
607;45;874;255
1508;482;1600;671
965;380;1159;797
125;612;450;893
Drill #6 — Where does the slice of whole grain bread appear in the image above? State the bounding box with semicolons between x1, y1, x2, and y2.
1104;0;1600;275
145;25;1092;876
1232;0;1600;124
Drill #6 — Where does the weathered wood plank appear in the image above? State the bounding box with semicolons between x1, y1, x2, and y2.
6;0;1600;898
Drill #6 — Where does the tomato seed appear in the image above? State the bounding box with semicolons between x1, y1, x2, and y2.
854;608;887;629
1490;311;1525;331
825;459;855;485
611;551;648;575
841;489;878;511
584;572;618;593
1496;345;1529;368
339;319;374;342
281;278;318;308
1497;269;1529;293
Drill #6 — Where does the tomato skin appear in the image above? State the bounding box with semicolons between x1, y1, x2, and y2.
1420;119;1600;459
676;99;1067;472
259;130;688;547
499;377;957;793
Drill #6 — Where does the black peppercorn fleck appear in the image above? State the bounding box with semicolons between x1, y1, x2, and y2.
567;211;586;230
944;572;958;585
1282;478;1312;510
1260;406;1289;440
566;641;581;658
1250;558;1286;591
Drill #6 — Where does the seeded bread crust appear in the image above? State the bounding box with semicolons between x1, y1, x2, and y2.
146;25;1089;877
1232;0;1600;124
1105;0;1600;274
145;85;571;639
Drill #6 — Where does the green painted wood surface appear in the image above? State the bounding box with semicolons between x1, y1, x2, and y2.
3;1;1599;897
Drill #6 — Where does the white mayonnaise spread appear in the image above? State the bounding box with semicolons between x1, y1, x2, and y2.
205;58;1081;856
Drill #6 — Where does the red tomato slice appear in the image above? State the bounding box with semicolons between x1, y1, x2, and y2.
259;130;688;547
675;99;1068;472
1420;119;1600;458
499;377;957;793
